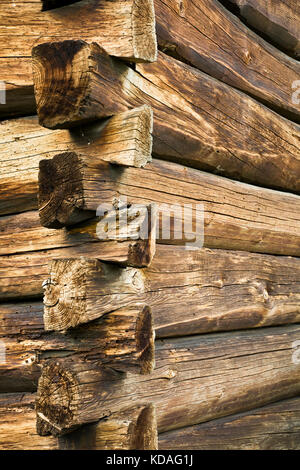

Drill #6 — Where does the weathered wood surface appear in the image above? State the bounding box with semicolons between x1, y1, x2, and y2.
228;0;300;57
0;393;58;450
36;324;300;435
159;397;300;450
155;0;300;122
32;42;300;193
1;244;300;335
0;393;157;450
39;154;300;256
0;0;156;117
60;404;158;450
0;107;152;216
43;249;300;333
0;305;154;392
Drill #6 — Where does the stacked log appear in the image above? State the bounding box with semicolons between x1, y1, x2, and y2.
0;0;300;451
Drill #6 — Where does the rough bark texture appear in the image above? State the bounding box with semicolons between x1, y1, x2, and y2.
159;397;300;450
0;305;155;392
38;154;300;256
59;404;158;450
155;0;300;122
32;41;300;193
0;107;152;217
0;0;157;118
36;324;300;436
228;0;300;57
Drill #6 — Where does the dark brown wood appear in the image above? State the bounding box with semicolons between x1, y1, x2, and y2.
38;154;300;256
60;404;158;450
229;0;300;57
32;41;300;193
0;305;155;392
0;106;153;217
0;0;157;118
41;0;80;10
36;324;300;436
155;0;300;122
159;397;300;450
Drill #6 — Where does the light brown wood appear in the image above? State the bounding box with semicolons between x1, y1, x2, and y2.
0;305;155;392
38;154;300;256
36;324;300;436
32;41;300;193
229;0;300;57
0;0;157;118
159;397;300;450
155;0;300;122
0;106;153;217
60;404;158;450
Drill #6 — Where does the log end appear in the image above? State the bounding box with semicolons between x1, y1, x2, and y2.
132;0;157;63
32;40;115;129
39;152;93;229
136;305;155;375
132;404;158;450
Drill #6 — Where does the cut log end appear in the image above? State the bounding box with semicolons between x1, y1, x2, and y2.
135;305;155;375
32;40;116;129
39;152;92;229
132;0;157;63
132;404;158;450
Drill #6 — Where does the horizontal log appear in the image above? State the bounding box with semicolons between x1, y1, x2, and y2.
36;324;300;435
155;0;300;122
0;393;57;450
228;0;300;57
159;397;300;450
0;106;153;217
59;404;158;450
38;154;300;256
1;243;300;333
32;41;300;193
0;0;156;118
0;305;154;392
43;249;300;332
0;393;157;450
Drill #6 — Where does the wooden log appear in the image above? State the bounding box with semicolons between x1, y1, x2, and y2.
159;397;300;450
0;305;155;392
0;106;153;217
0;0;156;118
228;0;300;57
0;393;58;450
154;0;300;122
36;324;300;436
32;42;300;194
38;154;300;256
59;404;158;450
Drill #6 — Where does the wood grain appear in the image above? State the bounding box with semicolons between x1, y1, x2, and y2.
32;41;300;193
154;0;300;122
228;0;300;57
159;397;300;450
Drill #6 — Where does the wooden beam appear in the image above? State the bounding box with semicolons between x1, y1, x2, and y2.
38;155;300;256
159;397;300;450
0;0;157;117
36;324;300;435
154;0;300;122
0;305;155;392
0;106;153;217
60;404;158;450
228;0;300;57
32;42;300;193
